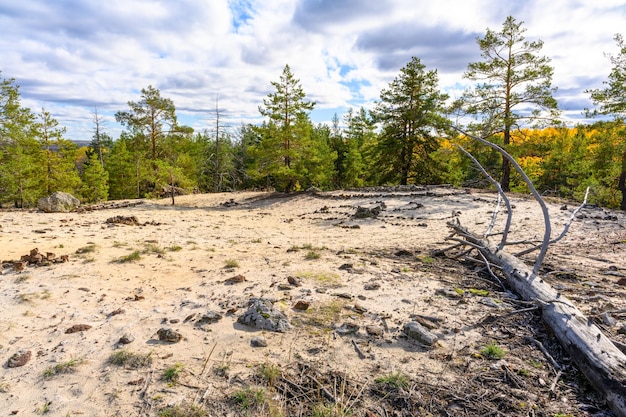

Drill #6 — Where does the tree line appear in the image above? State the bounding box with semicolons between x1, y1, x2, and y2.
1;16;625;209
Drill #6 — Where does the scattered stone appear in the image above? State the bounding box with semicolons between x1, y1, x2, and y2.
601;312;617;327
107;308;125;317
128;377;145;385
293;300;310;311
403;321;438;346
224;274;246;285
287;276;302;286
65;324;92;334
220;199;239;207
333;292;353;300
617;325;626;335
196;311;223;325
251;336;268;347
106;215;140;225
169;319;180;324
336;322;360;335
365;325;384;337
157;328;182;343
479;297;505;309
353;206;382;219
7;350;32;368
364;282;381;290
13;261;26;272
277;284;293;291
237;298;291;332
118;334;135;345
38;191;80;213
338;263;353;270
353;303;367;314
436;288;463;299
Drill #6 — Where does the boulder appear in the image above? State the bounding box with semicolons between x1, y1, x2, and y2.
38;192;80;213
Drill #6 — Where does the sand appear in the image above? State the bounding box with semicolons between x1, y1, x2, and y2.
1;187;625;416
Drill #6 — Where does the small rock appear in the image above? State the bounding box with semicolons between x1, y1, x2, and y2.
403;321;438;346
287;276;302;287
617;325;626;335
277;284;293;291
365;325;384;337
224;274;246;285
364;282;380;290
197;311;223;324
338;263;353;270
65;324;92;334
118;334;135;345
7;350;32;368
479;297;504;309
107;308;125;317
251;336;268;347
333;292;353;300
157;328;182;343
293;300;310;310
336;322;360;335
435;288;463;299
353;303;367;314
601;312;617;327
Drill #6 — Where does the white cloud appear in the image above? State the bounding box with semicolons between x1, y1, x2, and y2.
1;0;625;140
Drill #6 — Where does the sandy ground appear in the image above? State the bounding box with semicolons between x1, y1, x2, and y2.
1;187;625;416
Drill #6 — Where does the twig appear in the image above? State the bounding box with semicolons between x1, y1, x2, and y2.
351;340;366;360
524;336;561;372
550;370;563;393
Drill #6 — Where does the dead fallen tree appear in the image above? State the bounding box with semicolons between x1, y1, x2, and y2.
445;127;626;417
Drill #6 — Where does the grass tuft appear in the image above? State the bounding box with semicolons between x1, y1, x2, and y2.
116;250;142;263
480;342;506;359
43;358;84;379
108;349;153;369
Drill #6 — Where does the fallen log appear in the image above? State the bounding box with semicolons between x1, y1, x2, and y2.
450;222;626;416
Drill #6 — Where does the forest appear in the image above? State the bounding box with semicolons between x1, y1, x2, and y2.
1;16;625;210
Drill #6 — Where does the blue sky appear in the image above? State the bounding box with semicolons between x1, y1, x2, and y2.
1;0;625;141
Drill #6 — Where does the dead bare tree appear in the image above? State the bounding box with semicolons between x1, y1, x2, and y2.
445;126;626;417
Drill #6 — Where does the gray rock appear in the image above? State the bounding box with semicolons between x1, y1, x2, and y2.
251;336;268;347
336;322;360;335
38;191;80;213
118;334;135;345
157;328;182;343
365;325;384;337
601;312;617;327
403;321;438;346
197;311;223;325
237;298;291;332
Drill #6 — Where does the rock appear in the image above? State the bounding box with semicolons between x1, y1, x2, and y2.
353;206;382;219
13;261;26;272
118;334;135;345
107;308;125;317
287;276;302;287
65;324;92;334
237;298;291;332
196;311;223;325
365;325;384;337
353;303;367;314
7;350;31;368
293;300;310;311
38;191;80;213
106;215;140;225
601;312;617;327
403;322;438;346
617;325;626;335
336;322;360;335
436;288;463;299
224;274;246;285
251;336;268;347
364;282;381;290
157;328;182;343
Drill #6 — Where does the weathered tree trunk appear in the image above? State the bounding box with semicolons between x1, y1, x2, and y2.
450;223;626;417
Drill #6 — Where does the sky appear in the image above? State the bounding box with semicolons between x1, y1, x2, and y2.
1;0;625;142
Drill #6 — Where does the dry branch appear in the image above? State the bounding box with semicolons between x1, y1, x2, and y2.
449;222;626;416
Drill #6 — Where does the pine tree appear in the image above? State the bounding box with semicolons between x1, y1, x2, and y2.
372;57;449;185
586;33;626;210
80;152;109;202
461;16;559;191
253;65;318;191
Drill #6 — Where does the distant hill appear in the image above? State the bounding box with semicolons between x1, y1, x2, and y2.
72;140;91;148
